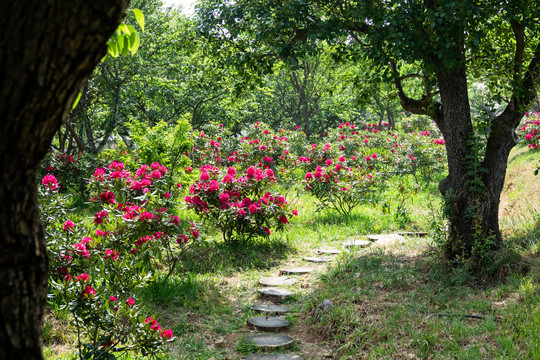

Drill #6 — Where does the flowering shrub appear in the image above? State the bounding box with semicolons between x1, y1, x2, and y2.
191;121;305;190
185;164;297;245
101;118;193;187
389;132;447;183
519;114;540;150
303;156;384;215
39;151;93;198
190;122;238;168
187;120;447;218
41;161;199;358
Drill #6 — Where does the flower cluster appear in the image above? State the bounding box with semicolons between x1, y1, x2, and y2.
520;114;540;150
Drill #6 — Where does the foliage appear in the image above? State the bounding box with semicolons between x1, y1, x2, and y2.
100;117;193;186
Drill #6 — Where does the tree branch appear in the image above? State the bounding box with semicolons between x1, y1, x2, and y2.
389;61;444;128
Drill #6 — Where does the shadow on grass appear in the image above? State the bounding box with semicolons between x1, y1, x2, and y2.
177;236;296;275
303;210;380;233
317;246;525;305
137;272;225;313
508;144;538;164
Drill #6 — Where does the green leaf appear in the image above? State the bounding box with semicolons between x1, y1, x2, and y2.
130;32;140;55
133;9;145;32
118;23;131;35
71;90;82;110
108;41;119;57
121;36;130;57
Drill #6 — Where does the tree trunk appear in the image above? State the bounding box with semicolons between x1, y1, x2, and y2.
0;1;129;359
436;66;502;259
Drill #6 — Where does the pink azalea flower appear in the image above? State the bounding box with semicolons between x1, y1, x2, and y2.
63;220;74;232
41;174;58;190
161;329;173;339
76;273;89;282
82;286;96;299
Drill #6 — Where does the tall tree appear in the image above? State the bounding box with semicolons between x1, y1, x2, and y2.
0;1;130;358
197;0;540;259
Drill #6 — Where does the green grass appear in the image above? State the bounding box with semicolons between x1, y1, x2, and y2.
43;149;540;359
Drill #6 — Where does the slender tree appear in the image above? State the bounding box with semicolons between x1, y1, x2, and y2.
0;1;130;358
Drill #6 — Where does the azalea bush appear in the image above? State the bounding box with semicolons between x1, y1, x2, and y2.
190;122;238;168
39;151;94;198
101;118;193;185
191;121;304;190
185;164;297;245
302;155;385;215
40;160;199;359
389;131;447;184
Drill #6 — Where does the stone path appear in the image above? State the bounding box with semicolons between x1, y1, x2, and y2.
238;232;409;359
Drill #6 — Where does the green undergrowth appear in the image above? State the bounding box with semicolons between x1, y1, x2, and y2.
43;152;540;359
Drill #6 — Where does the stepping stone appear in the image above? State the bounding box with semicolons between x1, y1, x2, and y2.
366;233;406;242
343;239;371;248
279;267;314;275
398;231;428;237
244;355;304;360
251;304;291;314
317;248;342;255
242;334;294;349
303;256;333;263
259;276;297;287
366;234;389;241
247;316;290;332
258;287;294;301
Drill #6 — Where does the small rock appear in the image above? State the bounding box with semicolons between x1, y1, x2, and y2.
214;338;225;348
316;299;333;320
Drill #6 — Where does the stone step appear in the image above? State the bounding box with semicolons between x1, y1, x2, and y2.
366;233;405;242
279;267;314;275
343;239;371;248
251;304;291;315
242;334;294;349
303;256;333;263
247;316;290;332
259;276;297;287
317;248;342;255
398;231;428;237
243;354;304;360
258;287;294;302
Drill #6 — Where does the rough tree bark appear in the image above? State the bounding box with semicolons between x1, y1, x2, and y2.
0;1;130;359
